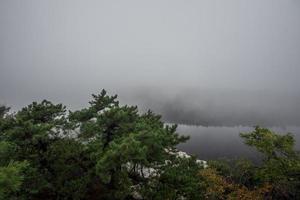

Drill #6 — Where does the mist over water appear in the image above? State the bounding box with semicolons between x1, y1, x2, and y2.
1;1;300;160
119;88;300;127
176;125;300;160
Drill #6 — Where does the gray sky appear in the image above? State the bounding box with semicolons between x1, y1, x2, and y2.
1;0;300;126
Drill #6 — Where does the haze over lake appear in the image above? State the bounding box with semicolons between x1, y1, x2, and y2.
1;1;300;159
176;125;300;161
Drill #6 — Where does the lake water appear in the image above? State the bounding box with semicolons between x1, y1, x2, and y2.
176;125;300;161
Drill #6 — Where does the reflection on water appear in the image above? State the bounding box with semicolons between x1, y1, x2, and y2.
176;125;300;161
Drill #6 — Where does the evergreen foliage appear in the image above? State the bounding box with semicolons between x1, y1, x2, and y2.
0;92;299;199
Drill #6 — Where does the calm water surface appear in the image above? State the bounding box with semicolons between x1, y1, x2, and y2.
176;125;300;161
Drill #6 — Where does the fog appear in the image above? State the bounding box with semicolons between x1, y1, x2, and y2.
120;88;300;126
1;0;300;127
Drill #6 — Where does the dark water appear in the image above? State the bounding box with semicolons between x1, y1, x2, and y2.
176;125;300;161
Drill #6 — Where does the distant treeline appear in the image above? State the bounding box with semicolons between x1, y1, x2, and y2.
0;90;299;199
